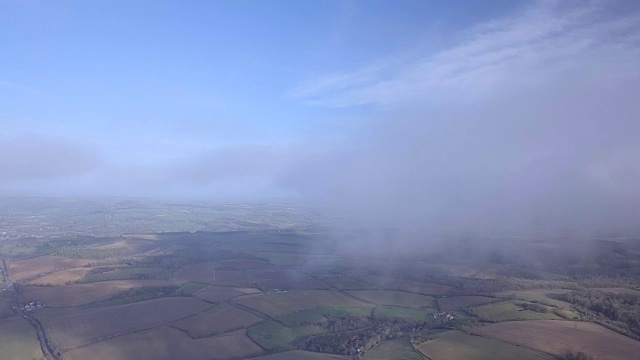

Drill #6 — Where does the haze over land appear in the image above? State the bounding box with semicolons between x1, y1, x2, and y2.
2;0;640;235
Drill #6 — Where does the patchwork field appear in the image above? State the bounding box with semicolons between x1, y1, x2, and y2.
8;255;92;281
347;290;437;308
439;296;497;311
21;279;176;307
473;320;640;359
171;302;262;337
233;290;372;317
64;327;263;360
0;316;44;360
417;330;552;360
176;264;253;287
42;297;211;350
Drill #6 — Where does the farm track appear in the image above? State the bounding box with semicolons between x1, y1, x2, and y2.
2;257;58;360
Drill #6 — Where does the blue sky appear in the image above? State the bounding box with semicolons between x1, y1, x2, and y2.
1;1;518;157
2;0;640;232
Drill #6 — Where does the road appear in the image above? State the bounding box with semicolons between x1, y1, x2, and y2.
2;258;59;360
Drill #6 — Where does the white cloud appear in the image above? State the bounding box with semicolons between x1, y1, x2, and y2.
291;1;640;108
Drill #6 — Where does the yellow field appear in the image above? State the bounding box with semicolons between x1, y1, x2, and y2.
171;303;262;337
8;255;92;281
64;327;263;360
21;279;177;307
27;267;92;285
472;320;640;359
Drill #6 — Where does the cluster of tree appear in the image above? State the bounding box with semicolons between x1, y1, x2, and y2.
552;290;640;337
300;316;431;356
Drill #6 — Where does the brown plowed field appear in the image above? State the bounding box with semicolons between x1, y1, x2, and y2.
472;320;640;359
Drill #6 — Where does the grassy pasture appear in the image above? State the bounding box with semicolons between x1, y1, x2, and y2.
277;307;372;326
473;320;640;360
171;302;262;337
42;297;211;350
233;290;372;317
64;326;263;360
8;255;92;281
193;285;259;303
417;330;552;360
248;321;324;350
176;263;253;287
493;289;573;309
472;300;563;322
21;279;177;307
373;306;436;320
358;276;453;295
363;338;423;360
0;316;44;360
323;277;379;290
27;267;92;285
250;350;351;359
347;290;437;308
0;297;15;319
80;266;167;282
439;296;497;311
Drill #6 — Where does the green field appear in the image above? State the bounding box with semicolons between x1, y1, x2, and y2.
248;321;325;350
277;307;372;326
346;290;437;308
373;306;435;320
0;316;45;360
363;338;424;360
416;330;552;360
472;300;563;322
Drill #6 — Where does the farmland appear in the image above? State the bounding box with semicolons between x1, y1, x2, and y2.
416;330;552;360
233;290;372;317
0;316;44;360
41;297;211;350
1;202;640;360
171;302;262;337
8;255;92;281
64;327;264;360
473;320;640;360
439;296;497;311
362;338;423;359
471;300;564;322
346;290;437;308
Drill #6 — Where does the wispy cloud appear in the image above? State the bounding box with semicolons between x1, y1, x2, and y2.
291;1;640;108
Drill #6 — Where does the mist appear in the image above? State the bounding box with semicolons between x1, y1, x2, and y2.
2;0;640;238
